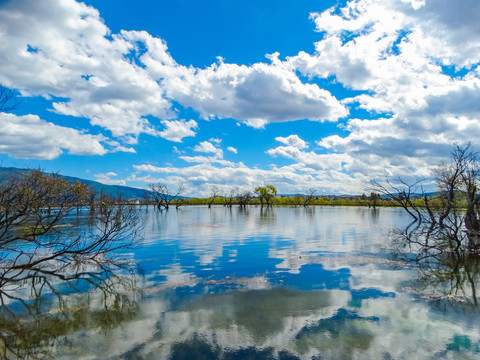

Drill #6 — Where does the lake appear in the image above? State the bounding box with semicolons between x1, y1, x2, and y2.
2;206;480;359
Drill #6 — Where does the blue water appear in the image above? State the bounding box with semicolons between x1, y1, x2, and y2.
5;206;480;359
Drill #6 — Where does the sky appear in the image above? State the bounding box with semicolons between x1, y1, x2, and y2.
0;0;479;196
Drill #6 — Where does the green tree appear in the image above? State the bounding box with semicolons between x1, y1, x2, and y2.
254;185;277;207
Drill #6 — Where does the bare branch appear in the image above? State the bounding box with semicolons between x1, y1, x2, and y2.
149;182;184;210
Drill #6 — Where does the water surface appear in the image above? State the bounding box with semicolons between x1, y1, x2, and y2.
4;206;480;359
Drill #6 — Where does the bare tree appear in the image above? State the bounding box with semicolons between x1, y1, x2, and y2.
149;183;185;210
0;85;19;112
371;177;424;221
0;170;142;301
223;186;238;207
208;185;220;208
237;190;253;208
302;188;317;207
372;144;480;254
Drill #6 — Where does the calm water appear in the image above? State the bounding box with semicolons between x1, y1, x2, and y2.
3;206;480;359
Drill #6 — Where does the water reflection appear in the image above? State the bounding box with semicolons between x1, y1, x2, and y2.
0;270;140;359
2;206;480;359
391;220;480;307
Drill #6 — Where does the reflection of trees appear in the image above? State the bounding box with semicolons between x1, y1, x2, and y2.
391;222;480;306
373;145;480;305
0;270;140;359
259;206;276;225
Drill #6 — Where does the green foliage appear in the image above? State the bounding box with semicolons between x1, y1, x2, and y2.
254;185;277;207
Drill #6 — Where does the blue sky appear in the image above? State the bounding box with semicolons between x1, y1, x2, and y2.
0;0;480;195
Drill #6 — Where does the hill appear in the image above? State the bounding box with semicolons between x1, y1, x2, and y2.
0;167;150;200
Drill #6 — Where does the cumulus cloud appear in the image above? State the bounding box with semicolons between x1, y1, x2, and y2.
227;146;238;154
0;1;173;138
131;0;480;193
158;119;198;143
0;112;110;159
0;0;350;148
157;59;348;128
289;0;480;118
133;156;364;196
280;0;480;182
2;0;479;192
274;135;308;149
193;141;223;158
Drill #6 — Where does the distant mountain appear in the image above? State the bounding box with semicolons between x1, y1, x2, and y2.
0;167;150;200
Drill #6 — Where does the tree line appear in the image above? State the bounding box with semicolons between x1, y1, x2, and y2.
145;182;395;209
146;184;324;209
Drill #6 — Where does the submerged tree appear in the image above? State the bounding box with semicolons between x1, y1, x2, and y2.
373;144;480;255
148;183;184;210
208;185;220;208
391;223;480;306
222;186;238;208
0;169;143;358
302;188;317;207
237;190;253;208
254;185;277;207
0;170;142;300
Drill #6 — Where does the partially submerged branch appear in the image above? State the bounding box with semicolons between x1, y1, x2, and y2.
0;170;142;297
148;183;185;210
374;144;480;255
371;177;424;222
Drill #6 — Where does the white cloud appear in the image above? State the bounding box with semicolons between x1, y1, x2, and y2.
0;0;351;145
274;135;308;150
130;0;480;193
179;156;235;167
146;56;348;127
0;112;109;159
193;141;223;158
279;0;480;182
288;0;480;117
158;119;198;143
1;0;479;189
227;146;238;154
133;157;364;196
0;1;173;138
